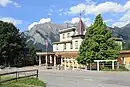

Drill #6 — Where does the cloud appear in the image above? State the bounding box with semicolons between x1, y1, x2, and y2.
124;1;130;10
28;18;51;30
104;19;114;23
48;13;52;16
58;9;63;12
68;1;127;15
69;3;86;14
0;0;21;7
13;2;21;8
112;9;130;28
120;11;130;21
0;0;12;7
49;9;53;12
64;17;91;26
0;17;22;25
112;21;129;28
59;13;62;16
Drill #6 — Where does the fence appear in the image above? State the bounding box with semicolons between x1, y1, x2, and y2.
0;69;38;84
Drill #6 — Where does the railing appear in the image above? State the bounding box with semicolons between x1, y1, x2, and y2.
0;69;38;84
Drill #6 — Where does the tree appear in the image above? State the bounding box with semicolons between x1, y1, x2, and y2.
27;46;37;65
76;14;121;65
0;21;26;67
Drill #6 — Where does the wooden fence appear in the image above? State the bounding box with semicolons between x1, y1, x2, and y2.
0;69;38;84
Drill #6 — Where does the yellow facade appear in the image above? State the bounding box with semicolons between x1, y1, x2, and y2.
124;57;130;65
119;51;130;65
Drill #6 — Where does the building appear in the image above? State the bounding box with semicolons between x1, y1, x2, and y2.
36;17;86;70
36;17;123;70
52;17;86;70
118;50;130;65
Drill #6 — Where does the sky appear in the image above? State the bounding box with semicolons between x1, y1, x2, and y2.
0;0;130;32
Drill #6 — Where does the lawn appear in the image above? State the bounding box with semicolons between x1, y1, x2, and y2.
0;77;46;87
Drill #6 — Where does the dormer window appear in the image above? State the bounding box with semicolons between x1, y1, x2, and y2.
67;33;70;38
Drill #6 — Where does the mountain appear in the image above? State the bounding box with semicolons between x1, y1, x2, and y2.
110;23;130;49
120;23;130;40
24;21;130;51
24;22;75;52
119;23;130;48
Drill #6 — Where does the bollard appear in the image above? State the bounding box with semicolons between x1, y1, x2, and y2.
16;72;17;81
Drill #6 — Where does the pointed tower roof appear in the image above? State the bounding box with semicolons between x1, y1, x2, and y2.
77;12;85;35
71;12;85;39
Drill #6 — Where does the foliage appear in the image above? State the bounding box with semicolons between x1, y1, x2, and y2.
101;66;110;71
100;64;129;71
123;40;130;50
0;21;26;67
0;77;45;87
76;14;121;65
25;46;37;66
118;64;129;71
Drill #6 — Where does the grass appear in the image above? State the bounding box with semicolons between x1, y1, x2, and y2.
0;77;45;87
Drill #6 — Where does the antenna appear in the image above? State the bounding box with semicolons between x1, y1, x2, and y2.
79;9;85;20
80;11;82;19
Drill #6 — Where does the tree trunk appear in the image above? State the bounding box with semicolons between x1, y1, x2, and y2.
90;63;92;70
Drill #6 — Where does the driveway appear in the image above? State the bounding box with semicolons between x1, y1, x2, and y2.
39;70;130;87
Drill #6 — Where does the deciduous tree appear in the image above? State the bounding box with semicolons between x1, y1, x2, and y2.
0;21;25;66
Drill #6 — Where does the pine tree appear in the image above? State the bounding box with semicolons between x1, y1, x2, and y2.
76;14;121;65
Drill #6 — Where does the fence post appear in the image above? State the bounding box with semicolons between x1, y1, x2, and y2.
36;70;38;78
16;71;17;81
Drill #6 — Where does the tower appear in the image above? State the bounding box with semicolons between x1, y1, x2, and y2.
77;12;85;35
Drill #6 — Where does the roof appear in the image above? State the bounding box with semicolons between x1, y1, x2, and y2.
53;40;72;44
120;50;130;54
71;35;85;39
77;18;85;35
59;27;76;33
114;37;123;41
36;52;55;55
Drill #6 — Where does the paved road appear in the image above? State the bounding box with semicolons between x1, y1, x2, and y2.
1;67;130;87
39;70;130;87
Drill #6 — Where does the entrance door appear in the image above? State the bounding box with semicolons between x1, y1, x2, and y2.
56;55;61;65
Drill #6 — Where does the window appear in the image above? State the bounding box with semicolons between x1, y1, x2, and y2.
56;44;58;50
64;43;66;49
75;41;78;49
70;42;73;49
63;33;65;39
67;33;70;38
